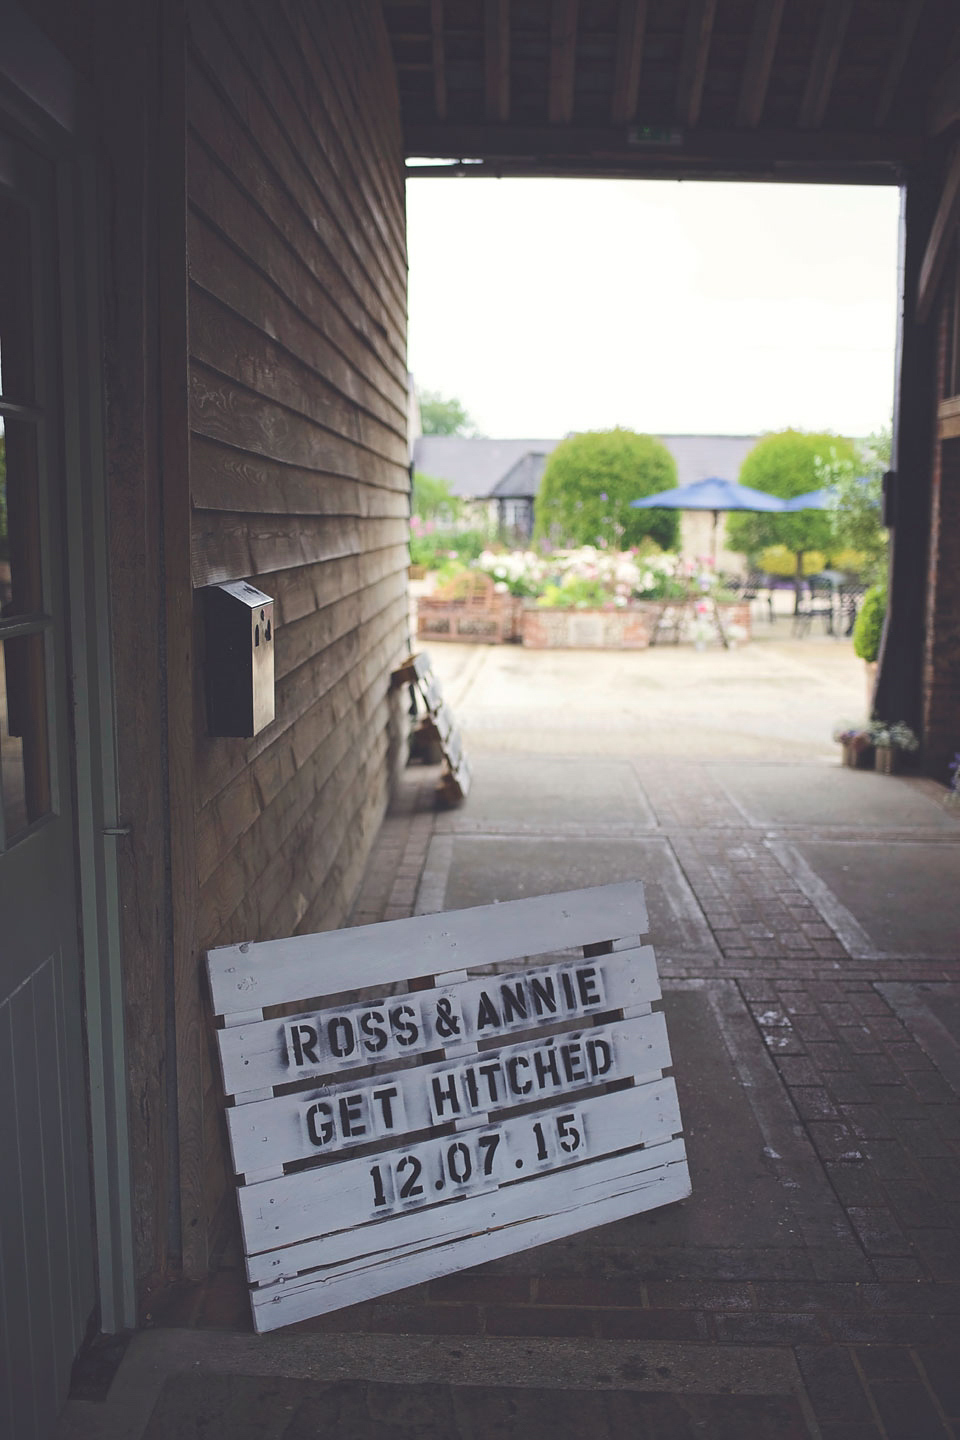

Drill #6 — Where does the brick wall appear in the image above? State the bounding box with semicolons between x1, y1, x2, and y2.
922;291;960;777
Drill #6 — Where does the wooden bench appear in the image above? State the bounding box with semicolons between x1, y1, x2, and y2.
206;881;690;1333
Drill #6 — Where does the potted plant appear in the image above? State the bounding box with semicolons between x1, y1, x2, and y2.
947;754;960;809
832;722;874;769
868;720;919;775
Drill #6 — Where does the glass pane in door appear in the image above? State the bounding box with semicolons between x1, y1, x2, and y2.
0;632;51;839
0;418;44;618
0;189;34;402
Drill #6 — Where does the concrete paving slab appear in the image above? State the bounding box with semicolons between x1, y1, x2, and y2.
436;835;720;959
708;763;958;832
437;753;657;831
140;1372;814;1439
877;984;960;1096
795;842;960;958
55;1330;814;1440
428;637;867;763
604;988;799;1252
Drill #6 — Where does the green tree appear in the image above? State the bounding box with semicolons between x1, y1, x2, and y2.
534;428;679;550
419;390;477;436
412;470;462;524
726;429;856;580
820;426;890;586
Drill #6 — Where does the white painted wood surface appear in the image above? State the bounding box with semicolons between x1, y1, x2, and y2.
250;1142;691;1331
239;1082;682;1257
207;881;650;1014
217;944;660;1097
226;1011;669;1174
205;882;690;1335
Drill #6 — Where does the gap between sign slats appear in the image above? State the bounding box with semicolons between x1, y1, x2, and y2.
206;881;650;1015
249;1141;690;1332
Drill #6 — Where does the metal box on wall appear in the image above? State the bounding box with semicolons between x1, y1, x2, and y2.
203;581;276;737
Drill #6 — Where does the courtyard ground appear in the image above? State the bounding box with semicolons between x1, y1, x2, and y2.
58;627;960;1440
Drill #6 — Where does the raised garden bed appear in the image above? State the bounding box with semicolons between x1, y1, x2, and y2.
417;573;523;644
521;601;752;650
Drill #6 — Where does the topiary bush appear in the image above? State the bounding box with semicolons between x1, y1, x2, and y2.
852;584;886;662
534;428;679;550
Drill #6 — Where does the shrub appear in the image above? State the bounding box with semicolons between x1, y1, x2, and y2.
412;470;462;524
534;428;679;550
727;429;855;566
852;585;886;662
759;545;826;578
409;527;490;569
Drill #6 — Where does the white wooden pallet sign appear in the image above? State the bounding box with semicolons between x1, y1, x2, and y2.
391;651;471;802
207;881;690;1334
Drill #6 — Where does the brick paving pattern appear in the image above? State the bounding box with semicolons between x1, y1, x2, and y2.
321;747;960;1439
149;663;960;1440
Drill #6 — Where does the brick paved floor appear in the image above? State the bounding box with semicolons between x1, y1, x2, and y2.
86;641;960;1440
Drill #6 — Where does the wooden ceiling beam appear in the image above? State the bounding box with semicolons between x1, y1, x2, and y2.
736;0;785;129
798;0;854;130
611;0;647;126
676;0;717;130
928;25;960;136
402;121;917;173
874;0;924;129
548;0;579;126
484;0;510;124
917;141;960;323
431;0;447;121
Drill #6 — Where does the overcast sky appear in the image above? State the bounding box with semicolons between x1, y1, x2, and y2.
405;177;902;441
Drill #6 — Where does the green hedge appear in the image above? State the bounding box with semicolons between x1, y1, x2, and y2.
852;584;886;662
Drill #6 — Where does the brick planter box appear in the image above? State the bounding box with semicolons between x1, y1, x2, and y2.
521;601;751;650
417;575;523;643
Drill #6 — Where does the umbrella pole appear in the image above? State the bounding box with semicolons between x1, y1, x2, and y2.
709;510;729;648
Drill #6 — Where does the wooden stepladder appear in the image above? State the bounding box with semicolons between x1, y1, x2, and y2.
392;651;471;804
207;881;690;1334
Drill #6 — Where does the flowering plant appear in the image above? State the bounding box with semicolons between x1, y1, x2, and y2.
832;721;868;744
867;720;919;752
947;753;960;807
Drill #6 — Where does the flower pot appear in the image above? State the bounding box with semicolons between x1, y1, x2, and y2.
874;745;902;775
841;737;874;769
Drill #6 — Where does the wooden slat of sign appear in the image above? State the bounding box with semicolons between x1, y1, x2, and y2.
216;945;660;1096
249;1142;689;1331
207;881;649;1017
240;1081;682;1261
226;1012;669;1174
244;1134;687;1296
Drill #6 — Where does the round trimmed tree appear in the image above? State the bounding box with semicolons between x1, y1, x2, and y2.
534;428;679;550
726;429;856;565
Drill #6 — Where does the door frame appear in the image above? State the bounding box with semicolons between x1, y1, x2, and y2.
0;8;136;1334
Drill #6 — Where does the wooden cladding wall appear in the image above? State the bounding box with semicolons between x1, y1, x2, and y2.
186;0;410;1245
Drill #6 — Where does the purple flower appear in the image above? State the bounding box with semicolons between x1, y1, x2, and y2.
599;493;608;501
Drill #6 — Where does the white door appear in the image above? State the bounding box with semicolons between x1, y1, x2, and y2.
0;130;97;1440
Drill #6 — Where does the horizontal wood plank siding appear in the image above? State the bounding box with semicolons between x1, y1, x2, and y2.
186;0;409;1244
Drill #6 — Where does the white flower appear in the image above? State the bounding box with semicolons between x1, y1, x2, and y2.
493;581;509;594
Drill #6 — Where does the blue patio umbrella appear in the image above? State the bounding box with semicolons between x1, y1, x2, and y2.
783;477;876;511
782;487;832;511
630;476;785;562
